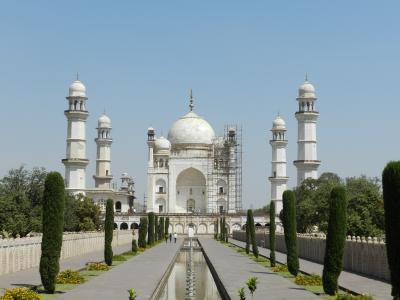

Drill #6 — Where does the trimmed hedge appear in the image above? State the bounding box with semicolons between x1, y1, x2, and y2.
147;212;155;245
282;190;299;276
323;186;347;295
138;217;148;248
247;209;258;258
104;199;114;266
382;161;400;299
39;172;65;293
270;200;276;267
165;217;169;236
160;217;165;241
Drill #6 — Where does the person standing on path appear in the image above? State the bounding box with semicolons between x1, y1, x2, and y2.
169;233;172;242
173;232;177;243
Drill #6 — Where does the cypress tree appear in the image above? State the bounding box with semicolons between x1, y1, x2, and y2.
245;217;250;254
382;161;400;299
215;220;219;239
104;199;114;266
270;200;276;267
39;172;65;293
248;209;258;258
138;217;148;248
165;217;170;236
147;212;155;245
219;218;223;241
160;217;165;241
221;217;225;241
154;215;159;241
282;190;299;276
225;218;229;243
323;186;347;295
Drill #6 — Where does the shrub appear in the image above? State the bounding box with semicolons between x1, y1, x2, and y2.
269;200;276;267
294;274;322;286
272;264;288;273
87;262;109;271
132;239;138;253
122;251;136;256
247;210;258;258
138;217;148;248
282;190;299;276
214;220;218;239
113;254;127;261
246;277;258;299
382;161;400;299
104;199;114;266
56;269;85;284
323;186;347;295
238;287;246;300
0;287;42;300
128;288;137;300
147;212;155;245
39;172;65;293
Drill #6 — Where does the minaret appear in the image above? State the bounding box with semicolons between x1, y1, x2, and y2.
269;115;288;214
93;113;113;189
62;77;89;194
294;76;321;185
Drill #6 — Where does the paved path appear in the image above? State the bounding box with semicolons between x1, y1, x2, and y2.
230;239;392;300
0;243;131;291
199;238;320;300
57;239;182;300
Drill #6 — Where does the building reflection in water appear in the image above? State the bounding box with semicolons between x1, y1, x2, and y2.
158;251;221;300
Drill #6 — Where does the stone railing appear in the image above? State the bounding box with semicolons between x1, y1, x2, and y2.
0;230;133;275
232;231;390;281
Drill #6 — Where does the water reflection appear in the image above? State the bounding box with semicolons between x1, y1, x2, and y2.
158;251;221;300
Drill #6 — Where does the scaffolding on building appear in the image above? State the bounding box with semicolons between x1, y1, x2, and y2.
206;124;243;214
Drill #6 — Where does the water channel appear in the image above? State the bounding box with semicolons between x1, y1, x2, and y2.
157;239;222;300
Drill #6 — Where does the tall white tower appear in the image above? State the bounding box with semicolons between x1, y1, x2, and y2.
93;114;113;189
294;77;321;185
269;116;288;214
62;78;89;193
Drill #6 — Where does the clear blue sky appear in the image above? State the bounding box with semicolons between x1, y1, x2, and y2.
1;1;399;209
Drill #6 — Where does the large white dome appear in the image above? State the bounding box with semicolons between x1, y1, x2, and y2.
168;111;215;145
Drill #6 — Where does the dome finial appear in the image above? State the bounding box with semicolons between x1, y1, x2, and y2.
189;89;194;111
305;72;308;82
76;72;79;81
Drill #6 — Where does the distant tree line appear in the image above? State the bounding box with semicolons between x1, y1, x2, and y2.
0;166;101;237
287;172;384;237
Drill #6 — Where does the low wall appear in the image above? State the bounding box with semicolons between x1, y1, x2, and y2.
0;230;133;275
233;231;390;281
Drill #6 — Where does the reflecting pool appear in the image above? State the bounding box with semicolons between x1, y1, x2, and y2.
158;248;221;300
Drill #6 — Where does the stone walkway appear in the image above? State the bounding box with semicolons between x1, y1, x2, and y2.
57;239;182;300
0;243;132;291
230;239;392;300
199;238;320;300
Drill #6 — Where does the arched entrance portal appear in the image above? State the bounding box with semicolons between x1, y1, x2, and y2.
176;168;206;213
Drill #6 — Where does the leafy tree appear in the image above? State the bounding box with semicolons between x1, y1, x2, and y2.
382;161;400;299
294;173;384;237
104;199;114;266
282;190;299;276
323;187;348;295
0;166;47;236
253;204;270;216
269;201;276;267
39;172;65;293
